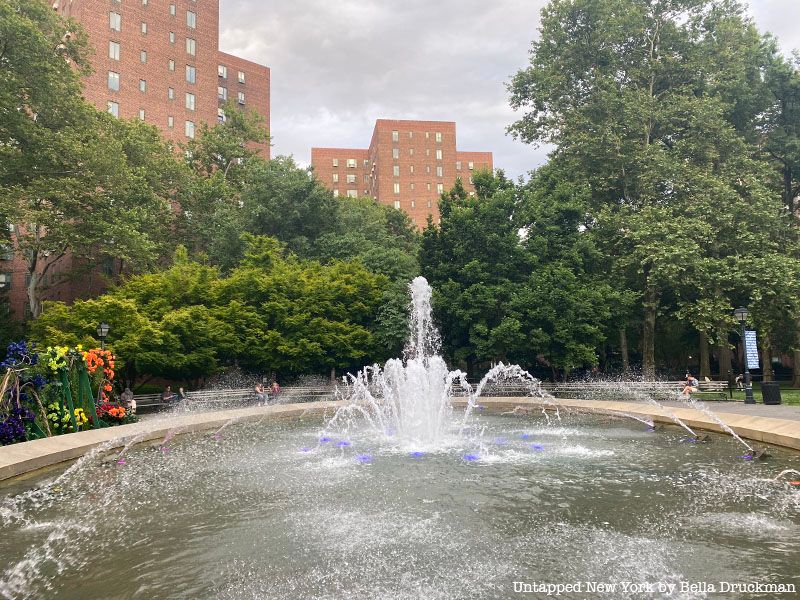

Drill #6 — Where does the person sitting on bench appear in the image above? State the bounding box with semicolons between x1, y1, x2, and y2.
682;374;699;397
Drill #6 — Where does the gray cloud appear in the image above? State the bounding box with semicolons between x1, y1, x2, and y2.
220;0;800;178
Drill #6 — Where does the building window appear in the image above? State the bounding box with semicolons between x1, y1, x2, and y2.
456;161;462;171
392;148;399;159
426;149;430;156
168;116;174;128
218;86;227;100
0;273;11;290
109;41;120;60
141;21;147;34
469;176;474;184
0;245;12;261
469;191;475;197
410;183;415;191
364;159;370;167
427;199;433;208
186;38;196;56
437;183;444;194
427;183;431;191
238;71;246;84
392;130;399;142
217;108;226;123
169;4;176;16
139;79;146;92
169;31;175;43
410;165;414;174
218;65;227;78
393;165;400;177
332;173;339;183
142;0;149;5
186;65;196;84
393;183;400;194
346;174;356;184
108;71;120;91
436;166;443;177
332;158;339;167
107;101;119;117
168;87;175;100
436;149;442;160
138;108;146;121
169;59;175;71
411;200;416;208
393;200;400;209
409;148;414;156
426;166;431;174
425;132;430;139
110;12;121;31
186;11;196;28
469;161;474;170
140;50;147;63
333;189;339;197
347;158;356;168
409;131;413;139
185;120;195;138
237;91;245;105
347;190;358;198
436;132;442;143
185;92;195;110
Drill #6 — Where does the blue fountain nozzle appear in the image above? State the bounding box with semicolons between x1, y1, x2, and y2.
462;453;480;462
355;454;373;463
409;451;426;458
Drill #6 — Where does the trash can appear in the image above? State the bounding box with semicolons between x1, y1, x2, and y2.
761;381;782;405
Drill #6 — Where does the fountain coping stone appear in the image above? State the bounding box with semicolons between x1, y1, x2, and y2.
1;398;799;483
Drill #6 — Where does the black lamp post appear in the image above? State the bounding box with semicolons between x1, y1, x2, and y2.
96;322;110;350
734;307;755;405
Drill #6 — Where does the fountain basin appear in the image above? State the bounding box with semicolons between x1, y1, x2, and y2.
2;398;799;484
1;411;798;599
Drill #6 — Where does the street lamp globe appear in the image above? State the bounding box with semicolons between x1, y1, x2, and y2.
96;322;110;342
734;307;749;323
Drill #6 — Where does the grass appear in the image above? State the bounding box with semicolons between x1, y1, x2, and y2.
727;381;800;406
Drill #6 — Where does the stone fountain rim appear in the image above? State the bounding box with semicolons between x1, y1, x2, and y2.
1;397;799;483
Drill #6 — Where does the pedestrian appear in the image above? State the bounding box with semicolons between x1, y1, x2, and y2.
162;385;175;406
177;387;187;402
270;380;281;402
121;387;135;414
255;383;267;405
735;373;744;390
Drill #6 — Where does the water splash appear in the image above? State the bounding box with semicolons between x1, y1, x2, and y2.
327;277;549;447
115;433;148;464
680;395;753;452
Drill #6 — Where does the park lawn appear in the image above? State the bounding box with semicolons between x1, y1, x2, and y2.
729;382;800;406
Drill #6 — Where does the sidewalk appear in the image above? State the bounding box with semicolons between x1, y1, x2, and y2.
662;400;800;422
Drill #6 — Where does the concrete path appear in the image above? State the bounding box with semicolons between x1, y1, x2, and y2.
661;400;800;421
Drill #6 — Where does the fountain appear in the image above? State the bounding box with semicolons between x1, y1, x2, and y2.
1;277;799;599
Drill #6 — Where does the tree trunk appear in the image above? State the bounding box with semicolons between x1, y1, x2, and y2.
760;332;773;382
642;285;659;379
619;327;630;374
330;367;336;383
699;331;711;379
793;347;800;388
717;338;732;384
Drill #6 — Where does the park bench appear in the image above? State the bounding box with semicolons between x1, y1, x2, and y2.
689;380;729;401
133;386;337;412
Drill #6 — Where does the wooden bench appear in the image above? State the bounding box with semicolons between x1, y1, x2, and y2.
133;386;337;412
690;380;729;401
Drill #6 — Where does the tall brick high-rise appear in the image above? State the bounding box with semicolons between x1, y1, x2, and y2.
1;1;271;322
312;120;492;229
55;0;270;150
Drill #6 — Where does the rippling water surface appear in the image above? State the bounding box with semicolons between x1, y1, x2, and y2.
1;413;799;599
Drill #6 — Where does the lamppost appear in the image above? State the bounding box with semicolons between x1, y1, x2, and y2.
96;322;110;350
734;307;755;405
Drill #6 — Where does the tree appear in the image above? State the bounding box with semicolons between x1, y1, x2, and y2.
1;1;178;317
508;0;796;377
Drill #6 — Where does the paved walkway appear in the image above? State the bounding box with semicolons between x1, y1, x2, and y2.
661;400;800;421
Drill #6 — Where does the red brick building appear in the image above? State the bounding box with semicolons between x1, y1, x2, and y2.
312;120;493;229
1;0;271;321
55;0;270;150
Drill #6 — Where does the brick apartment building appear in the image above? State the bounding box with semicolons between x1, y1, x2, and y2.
1;0;271;321
311;120;493;229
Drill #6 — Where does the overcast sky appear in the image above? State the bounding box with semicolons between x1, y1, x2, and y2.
219;0;800;178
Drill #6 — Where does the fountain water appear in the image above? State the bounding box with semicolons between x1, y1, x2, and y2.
327;277;549;447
